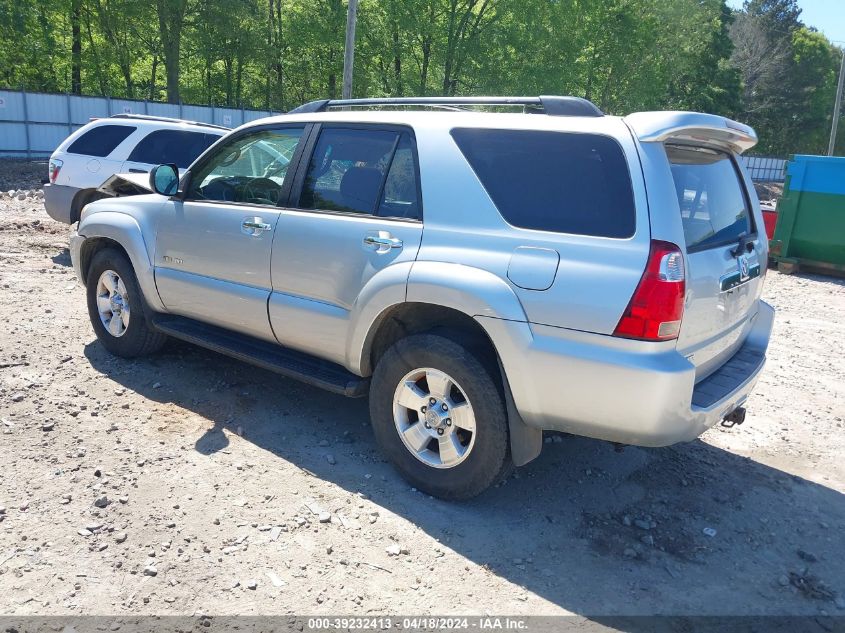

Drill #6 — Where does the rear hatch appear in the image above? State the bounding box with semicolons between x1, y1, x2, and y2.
668;144;764;379
624;112;765;380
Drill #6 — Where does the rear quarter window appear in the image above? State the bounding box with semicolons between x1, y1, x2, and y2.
66;124;136;157
450;128;636;238
127;129;221;168
667;145;752;251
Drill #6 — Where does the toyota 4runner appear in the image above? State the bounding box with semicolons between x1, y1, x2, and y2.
69;96;774;499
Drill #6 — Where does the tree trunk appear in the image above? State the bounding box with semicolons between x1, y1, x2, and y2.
150;55;159;100
70;0;82;94
155;0;188;104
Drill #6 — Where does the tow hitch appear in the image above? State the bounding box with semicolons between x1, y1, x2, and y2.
721;406;747;428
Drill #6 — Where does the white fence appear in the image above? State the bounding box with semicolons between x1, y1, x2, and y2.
0;89;281;158
739;155;787;182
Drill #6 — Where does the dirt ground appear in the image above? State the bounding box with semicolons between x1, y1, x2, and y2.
0;159;843;621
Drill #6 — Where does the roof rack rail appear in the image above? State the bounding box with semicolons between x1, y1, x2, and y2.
287;96;604;118
108;113;231;131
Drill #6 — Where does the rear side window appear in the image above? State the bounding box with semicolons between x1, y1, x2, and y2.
299;127;421;219
450;128;635;238
66;124;136;157
127;130;220;168
667;145;751;251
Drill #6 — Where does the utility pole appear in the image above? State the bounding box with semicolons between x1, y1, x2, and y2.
828;47;845;156
342;0;359;100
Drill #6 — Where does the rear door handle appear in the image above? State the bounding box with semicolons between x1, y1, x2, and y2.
242;217;272;236
363;235;403;250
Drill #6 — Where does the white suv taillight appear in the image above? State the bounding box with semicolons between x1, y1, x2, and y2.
48;158;63;184
613;240;686;341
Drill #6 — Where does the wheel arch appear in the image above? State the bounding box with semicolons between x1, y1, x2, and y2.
77;212;164;312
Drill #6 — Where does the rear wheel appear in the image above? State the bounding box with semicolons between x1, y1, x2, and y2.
369;333;510;500
86;248;166;357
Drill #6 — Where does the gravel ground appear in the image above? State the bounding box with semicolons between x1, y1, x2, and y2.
0;170;843;620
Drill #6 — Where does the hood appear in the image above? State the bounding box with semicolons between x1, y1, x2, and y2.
97;172;153;197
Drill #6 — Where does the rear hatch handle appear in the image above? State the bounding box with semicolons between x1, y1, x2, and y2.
730;233;755;258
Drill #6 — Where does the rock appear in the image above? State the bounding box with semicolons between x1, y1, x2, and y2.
326;545;333;555
78;528;93;537
623;548;638;559
118;496;129;504
246;579;257;590
269;526;282;542
318;511;332;523
778;574;790;587
115;532;128;544
94;495;110;508
622;515;632;527
834;596;845;610
796;549;817;563
325;454;336;465
0;506;5;514
266;571;285;587
85;522;103;532
641;535;655;547
386;543;402;556
702;527;717;537
11;393;24;402
152;382;162;389
634;519;651;530
318;439;330;447
42;421;55;431
143;564;157;576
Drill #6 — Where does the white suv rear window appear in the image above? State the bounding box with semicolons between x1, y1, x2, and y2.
66;124;136;157
667;145;752;251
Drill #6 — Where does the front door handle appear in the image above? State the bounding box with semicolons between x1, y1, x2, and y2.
363;234;403;250
242;217;272;236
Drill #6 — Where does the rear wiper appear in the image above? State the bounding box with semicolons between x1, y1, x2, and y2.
730;233;754;257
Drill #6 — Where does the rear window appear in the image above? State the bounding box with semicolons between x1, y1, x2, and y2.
127;129;221;168
667;145;752;250
450;128;635;238
66;124;136;157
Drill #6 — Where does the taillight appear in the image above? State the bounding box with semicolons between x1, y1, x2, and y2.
613;240;686;341
49;158;63;184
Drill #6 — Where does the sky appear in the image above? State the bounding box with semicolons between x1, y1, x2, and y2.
726;0;845;45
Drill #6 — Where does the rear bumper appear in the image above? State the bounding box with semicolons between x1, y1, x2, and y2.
43;183;79;224
480;300;775;447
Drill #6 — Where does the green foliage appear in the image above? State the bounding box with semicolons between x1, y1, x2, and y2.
0;0;840;155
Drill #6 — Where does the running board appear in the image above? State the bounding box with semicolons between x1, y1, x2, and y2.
150;315;368;397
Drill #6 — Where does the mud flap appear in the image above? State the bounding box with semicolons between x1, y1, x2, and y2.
498;359;543;466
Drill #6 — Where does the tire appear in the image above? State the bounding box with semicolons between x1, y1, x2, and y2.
369;332;510;500
86;248;167;358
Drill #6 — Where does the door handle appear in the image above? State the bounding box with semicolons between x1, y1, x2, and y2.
242;218;272;236
363;235;403;249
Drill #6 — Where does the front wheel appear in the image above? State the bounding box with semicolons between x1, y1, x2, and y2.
369;333;510;500
86;248;167;358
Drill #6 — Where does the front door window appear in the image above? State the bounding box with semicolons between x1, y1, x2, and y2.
187;127;305;206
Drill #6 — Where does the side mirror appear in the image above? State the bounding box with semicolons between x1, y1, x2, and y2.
150;164;180;196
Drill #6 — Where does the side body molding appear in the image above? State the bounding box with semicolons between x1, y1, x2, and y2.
77;212;165;312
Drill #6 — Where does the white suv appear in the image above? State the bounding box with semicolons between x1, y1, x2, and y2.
43;114;227;224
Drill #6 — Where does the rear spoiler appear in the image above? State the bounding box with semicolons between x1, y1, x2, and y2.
623;111;757;154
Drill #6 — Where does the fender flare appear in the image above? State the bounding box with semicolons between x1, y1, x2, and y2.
77;212;165;312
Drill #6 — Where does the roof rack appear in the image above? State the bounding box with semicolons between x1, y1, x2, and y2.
287;96;604;118
108;113;231;131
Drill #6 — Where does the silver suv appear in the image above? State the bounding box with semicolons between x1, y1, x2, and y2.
69;96;774;499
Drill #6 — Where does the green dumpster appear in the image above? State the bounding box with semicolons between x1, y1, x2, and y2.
770;154;845;275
